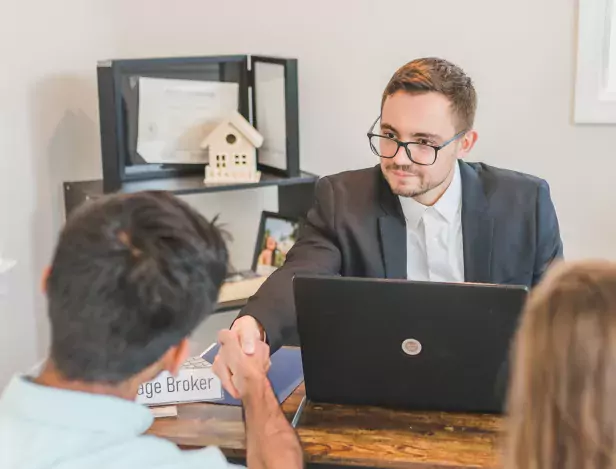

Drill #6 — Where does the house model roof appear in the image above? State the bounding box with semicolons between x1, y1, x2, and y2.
200;110;264;149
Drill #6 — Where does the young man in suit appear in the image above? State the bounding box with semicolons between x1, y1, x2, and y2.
214;58;562;394
0;192;302;469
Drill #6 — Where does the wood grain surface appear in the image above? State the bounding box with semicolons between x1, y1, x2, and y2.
148;382;503;468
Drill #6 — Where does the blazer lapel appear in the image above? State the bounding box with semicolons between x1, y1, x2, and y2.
378;216;407;279
460;161;494;283
377;168;407;279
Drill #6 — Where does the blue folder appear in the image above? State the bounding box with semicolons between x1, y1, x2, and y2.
201;345;304;406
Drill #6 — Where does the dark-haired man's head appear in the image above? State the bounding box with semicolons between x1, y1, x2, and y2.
39;191;227;396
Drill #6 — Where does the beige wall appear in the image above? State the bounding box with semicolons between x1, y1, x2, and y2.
1;0;614;387
1;1;113;387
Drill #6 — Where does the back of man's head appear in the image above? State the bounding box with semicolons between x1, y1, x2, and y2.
46;191;228;383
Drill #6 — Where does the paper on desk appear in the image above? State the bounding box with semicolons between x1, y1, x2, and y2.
150;405;178;418
217;275;268;303
137;77;239;164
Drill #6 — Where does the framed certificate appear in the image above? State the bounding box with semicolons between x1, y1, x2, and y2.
97;55;300;193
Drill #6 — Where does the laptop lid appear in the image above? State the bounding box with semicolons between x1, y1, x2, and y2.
293;275;528;414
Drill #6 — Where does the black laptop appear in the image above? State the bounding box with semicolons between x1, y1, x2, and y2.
293;275;528;414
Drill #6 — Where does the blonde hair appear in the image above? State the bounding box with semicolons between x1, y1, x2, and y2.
505;260;616;469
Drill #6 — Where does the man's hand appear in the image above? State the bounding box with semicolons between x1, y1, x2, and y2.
232;315;265;354
215;330;302;469
213;316;266;397
213;327;270;399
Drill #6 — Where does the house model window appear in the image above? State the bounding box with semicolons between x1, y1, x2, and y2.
201;111;264;184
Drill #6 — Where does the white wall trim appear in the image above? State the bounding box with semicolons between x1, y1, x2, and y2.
574;0;616;123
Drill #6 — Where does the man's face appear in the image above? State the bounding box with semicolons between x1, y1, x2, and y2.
379;91;463;199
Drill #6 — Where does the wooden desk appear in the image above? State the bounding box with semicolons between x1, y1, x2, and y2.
148;384;503;469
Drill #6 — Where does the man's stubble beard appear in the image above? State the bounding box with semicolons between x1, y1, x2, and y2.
384;169;440;199
391;183;429;198
384;161;455;199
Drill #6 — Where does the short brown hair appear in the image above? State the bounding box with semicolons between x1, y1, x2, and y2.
382;57;477;131
505;260;616;469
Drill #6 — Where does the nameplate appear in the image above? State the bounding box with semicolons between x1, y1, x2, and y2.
136;356;223;406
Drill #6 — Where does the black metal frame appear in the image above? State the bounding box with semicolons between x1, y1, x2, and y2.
98;55;251;192
251;56;300;178
367;116;466;166
63;172;318;218
98;54;301;193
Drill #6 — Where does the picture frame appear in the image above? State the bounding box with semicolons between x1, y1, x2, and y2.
251;56;300;178
97;54;301;193
252;211;301;276
98;55;250;193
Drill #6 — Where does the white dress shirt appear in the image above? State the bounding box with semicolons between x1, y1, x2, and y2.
398;162;464;283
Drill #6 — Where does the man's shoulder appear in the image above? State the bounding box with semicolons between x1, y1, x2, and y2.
319;166;381;191
0;428;234;469
311;166;382;215
464;161;548;191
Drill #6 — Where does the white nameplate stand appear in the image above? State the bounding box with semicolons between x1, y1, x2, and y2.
136;355;223;409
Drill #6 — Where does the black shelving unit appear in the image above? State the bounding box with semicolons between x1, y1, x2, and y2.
63;170;318;315
64;54;315;318
62;170;318;315
63;169;318;219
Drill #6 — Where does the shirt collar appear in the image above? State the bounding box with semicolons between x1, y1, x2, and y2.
398;160;462;226
0;375;154;435
398;194;427;228
432;160;462;223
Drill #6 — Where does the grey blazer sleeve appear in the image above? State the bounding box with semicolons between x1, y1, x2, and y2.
237;177;342;352
532;180;563;286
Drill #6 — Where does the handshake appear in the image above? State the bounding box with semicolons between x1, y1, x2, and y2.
212;315;269;399
212;316;303;469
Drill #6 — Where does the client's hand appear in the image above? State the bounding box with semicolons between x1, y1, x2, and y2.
212;316;266;397
213;328;270;399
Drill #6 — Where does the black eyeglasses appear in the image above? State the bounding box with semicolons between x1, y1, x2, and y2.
367;116;467;166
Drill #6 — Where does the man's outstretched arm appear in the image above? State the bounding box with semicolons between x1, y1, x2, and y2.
213;330;303;469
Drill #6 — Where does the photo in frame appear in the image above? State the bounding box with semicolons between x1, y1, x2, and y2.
216;210;300;308
252;211;300;276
